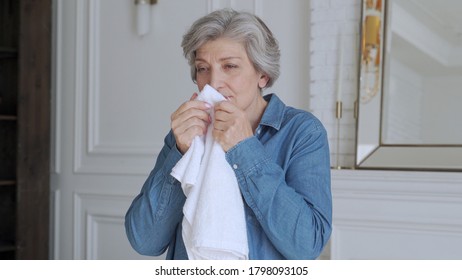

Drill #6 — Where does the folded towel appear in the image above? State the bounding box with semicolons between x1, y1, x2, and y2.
171;84;249;260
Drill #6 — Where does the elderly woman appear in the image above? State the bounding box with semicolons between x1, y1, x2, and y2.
125;8;332;260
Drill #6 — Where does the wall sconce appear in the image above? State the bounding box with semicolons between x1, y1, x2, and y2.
135;0;158;36
360;0;383;103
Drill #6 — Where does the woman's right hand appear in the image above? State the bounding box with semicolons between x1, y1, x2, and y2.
171;93;211;154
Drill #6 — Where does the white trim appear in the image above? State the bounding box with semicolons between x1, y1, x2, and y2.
87;0;101;155
87;215;124;260
50;189;61;260
73;192;136;260
90;143;164;156
73;191;83;259
254;0;263;16
73;0;87;175
51;0;62;174
333;169;462;188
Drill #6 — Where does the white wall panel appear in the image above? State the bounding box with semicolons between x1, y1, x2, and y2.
74;192;160;260
87;215;160;260
70;0;209;175
73;0;165;175
333;222;462;259
331;169;462;259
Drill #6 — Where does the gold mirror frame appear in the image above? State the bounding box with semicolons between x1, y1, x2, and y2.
355;0;462;171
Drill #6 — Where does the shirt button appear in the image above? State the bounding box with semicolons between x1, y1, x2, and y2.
233;164;238;169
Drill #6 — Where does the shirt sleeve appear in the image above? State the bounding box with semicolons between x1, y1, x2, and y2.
125;131;186;256
226;122;332;259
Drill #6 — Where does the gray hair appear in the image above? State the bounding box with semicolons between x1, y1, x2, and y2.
181;8;280;88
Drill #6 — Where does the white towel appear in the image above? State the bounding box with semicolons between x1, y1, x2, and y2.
171;85;249;260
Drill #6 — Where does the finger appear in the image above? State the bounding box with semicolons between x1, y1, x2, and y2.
178;107;211;124
177;124;208;154
214;101;236;113
180;100;211;113
171;100;211;121
179;120;209;138
174;117;209;152
213;122;227;133
190;92;198;101
183;116;210;132
213;111;230;125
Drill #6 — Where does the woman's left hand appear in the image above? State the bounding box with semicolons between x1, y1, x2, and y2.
213;101;253;152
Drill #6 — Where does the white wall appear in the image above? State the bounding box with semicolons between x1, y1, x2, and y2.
332;169;462;259
309;0;361;168
311;0;462;259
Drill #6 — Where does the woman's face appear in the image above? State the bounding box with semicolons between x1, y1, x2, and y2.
194;37;269;114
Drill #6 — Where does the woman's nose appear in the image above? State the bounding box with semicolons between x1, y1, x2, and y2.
209;68;224;90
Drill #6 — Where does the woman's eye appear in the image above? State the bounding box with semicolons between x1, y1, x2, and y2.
224;64;238;70
196;66;208;73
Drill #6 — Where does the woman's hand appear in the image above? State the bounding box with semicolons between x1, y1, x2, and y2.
171;93;211;154
213;101;253;152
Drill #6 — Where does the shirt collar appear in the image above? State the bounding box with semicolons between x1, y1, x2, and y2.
260;94;285;131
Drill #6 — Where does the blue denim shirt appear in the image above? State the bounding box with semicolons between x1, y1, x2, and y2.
125;94;332;259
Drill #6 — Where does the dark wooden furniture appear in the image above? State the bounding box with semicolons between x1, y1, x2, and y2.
0;0;51;259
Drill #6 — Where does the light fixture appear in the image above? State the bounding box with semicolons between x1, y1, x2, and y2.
135;0;158;37
360;0;383;103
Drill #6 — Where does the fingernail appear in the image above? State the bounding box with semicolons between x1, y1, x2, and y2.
204;103;212;108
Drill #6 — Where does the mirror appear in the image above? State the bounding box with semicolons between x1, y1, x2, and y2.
356;0;462;170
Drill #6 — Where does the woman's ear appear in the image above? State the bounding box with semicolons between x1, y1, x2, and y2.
258;74;270;89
